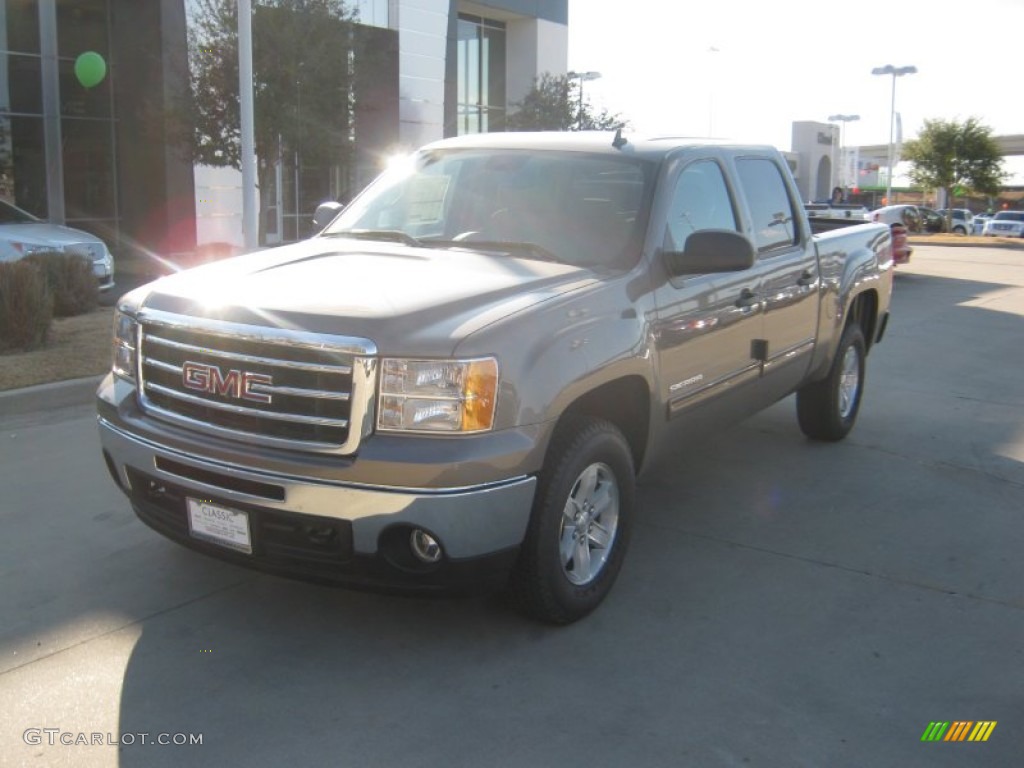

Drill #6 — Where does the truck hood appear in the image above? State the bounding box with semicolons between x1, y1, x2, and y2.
138;237;598;356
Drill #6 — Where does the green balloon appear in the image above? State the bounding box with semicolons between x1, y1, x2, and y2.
74;51;107;89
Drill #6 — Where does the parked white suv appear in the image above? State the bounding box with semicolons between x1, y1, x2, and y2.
982;211;1024;238
937;208;973;235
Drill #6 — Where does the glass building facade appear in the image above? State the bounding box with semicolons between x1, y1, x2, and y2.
456;13;505;134
0;0;194;255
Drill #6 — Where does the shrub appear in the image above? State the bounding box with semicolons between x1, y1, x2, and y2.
0;260;53;352
24;251;98;317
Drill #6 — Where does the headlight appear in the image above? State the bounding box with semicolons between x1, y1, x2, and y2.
12;242;63;256
378;357;498;433
112;310;138;381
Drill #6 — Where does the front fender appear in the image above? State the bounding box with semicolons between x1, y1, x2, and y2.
454;273;657;466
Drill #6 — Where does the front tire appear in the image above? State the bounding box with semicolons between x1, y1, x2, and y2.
509;417;635;624
797;323;866;441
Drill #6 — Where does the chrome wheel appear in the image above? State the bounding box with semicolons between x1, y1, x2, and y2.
558;462;620;586
510;417;635;623
838;345;861;419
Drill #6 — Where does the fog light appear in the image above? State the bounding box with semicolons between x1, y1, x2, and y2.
410;529;442;563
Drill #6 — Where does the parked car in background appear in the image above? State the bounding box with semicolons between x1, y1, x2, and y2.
982;210;1024;237
972;212;994;235
0;199;114;291
871;204;922;233
916;207;947;233
937;208;973;235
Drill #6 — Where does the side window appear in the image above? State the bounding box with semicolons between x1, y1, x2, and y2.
735;157;800;254
665;159;738;250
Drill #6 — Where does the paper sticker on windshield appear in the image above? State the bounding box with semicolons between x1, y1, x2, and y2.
407;176;450;225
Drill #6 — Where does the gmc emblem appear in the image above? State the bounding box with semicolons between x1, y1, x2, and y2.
182;361;273;404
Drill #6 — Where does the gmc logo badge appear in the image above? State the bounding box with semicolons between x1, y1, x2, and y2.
182;361;273;404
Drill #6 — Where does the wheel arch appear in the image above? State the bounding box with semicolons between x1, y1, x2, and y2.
847;288;879;352
552;376;651;474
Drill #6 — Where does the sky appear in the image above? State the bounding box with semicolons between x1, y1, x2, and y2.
567;0;1023;176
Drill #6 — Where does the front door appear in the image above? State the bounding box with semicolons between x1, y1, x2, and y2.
652;156;763;418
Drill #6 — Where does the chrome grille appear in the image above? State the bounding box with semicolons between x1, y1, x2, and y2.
137;310;377;454
66;242;106;261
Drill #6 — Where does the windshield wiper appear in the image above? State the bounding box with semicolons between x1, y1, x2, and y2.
322;229;424;247
427;239;560;263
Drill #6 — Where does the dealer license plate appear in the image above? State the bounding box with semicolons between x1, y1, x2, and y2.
187;498;252;554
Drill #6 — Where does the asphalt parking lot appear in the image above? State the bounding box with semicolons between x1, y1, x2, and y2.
2;245;1022;767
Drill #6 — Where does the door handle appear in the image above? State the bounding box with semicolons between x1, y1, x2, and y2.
735;288;760;308
796;270;817;287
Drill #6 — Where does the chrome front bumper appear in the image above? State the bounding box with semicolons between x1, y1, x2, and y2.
99;417;536;561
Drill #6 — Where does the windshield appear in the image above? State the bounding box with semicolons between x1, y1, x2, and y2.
324;148;656;268
0;199;39;224
993;211;1024;222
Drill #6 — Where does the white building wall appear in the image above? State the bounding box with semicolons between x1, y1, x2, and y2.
505;17;567;104
791;121;838;202
534;18;567;82
397;0;450;147
194;165;246;253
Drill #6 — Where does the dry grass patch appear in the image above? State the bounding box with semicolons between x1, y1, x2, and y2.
908;234;1024;248
0;307;113;391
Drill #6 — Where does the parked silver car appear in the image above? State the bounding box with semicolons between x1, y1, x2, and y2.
0;199;114;291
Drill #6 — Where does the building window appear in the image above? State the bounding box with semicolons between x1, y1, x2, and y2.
2;52;42;113
0;0;41;54
56;0;109;58
456;14;505;135
0;114;45;215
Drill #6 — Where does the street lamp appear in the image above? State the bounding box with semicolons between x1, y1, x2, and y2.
827;114;860;194
568;70;601;130
871;64;917;203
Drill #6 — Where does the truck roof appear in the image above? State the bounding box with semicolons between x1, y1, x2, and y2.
420;131;780;160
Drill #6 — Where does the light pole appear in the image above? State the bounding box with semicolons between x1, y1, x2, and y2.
239;0;257;249
871;65;916;203
827;114;860;195
567;71;601;130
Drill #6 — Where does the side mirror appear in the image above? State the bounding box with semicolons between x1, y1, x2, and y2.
312;201;344;230
663;229;756;277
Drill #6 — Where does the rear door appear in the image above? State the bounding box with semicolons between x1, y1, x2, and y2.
732;155;819;395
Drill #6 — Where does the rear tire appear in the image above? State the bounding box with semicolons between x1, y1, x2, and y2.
508;416;635;624
797;323;866;442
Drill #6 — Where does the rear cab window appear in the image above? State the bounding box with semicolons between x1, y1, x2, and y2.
734;156;801;255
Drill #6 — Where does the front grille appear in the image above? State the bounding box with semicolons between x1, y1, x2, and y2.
138;310;376;454
65;242;106;262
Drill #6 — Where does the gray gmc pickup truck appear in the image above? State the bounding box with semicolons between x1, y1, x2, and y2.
97;132;893;623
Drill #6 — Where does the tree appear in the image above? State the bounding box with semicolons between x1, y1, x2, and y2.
902;118;1006;221
506;73;627;132
184;0;379;238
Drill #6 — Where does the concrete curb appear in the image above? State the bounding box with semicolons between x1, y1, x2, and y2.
0;375;104;418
